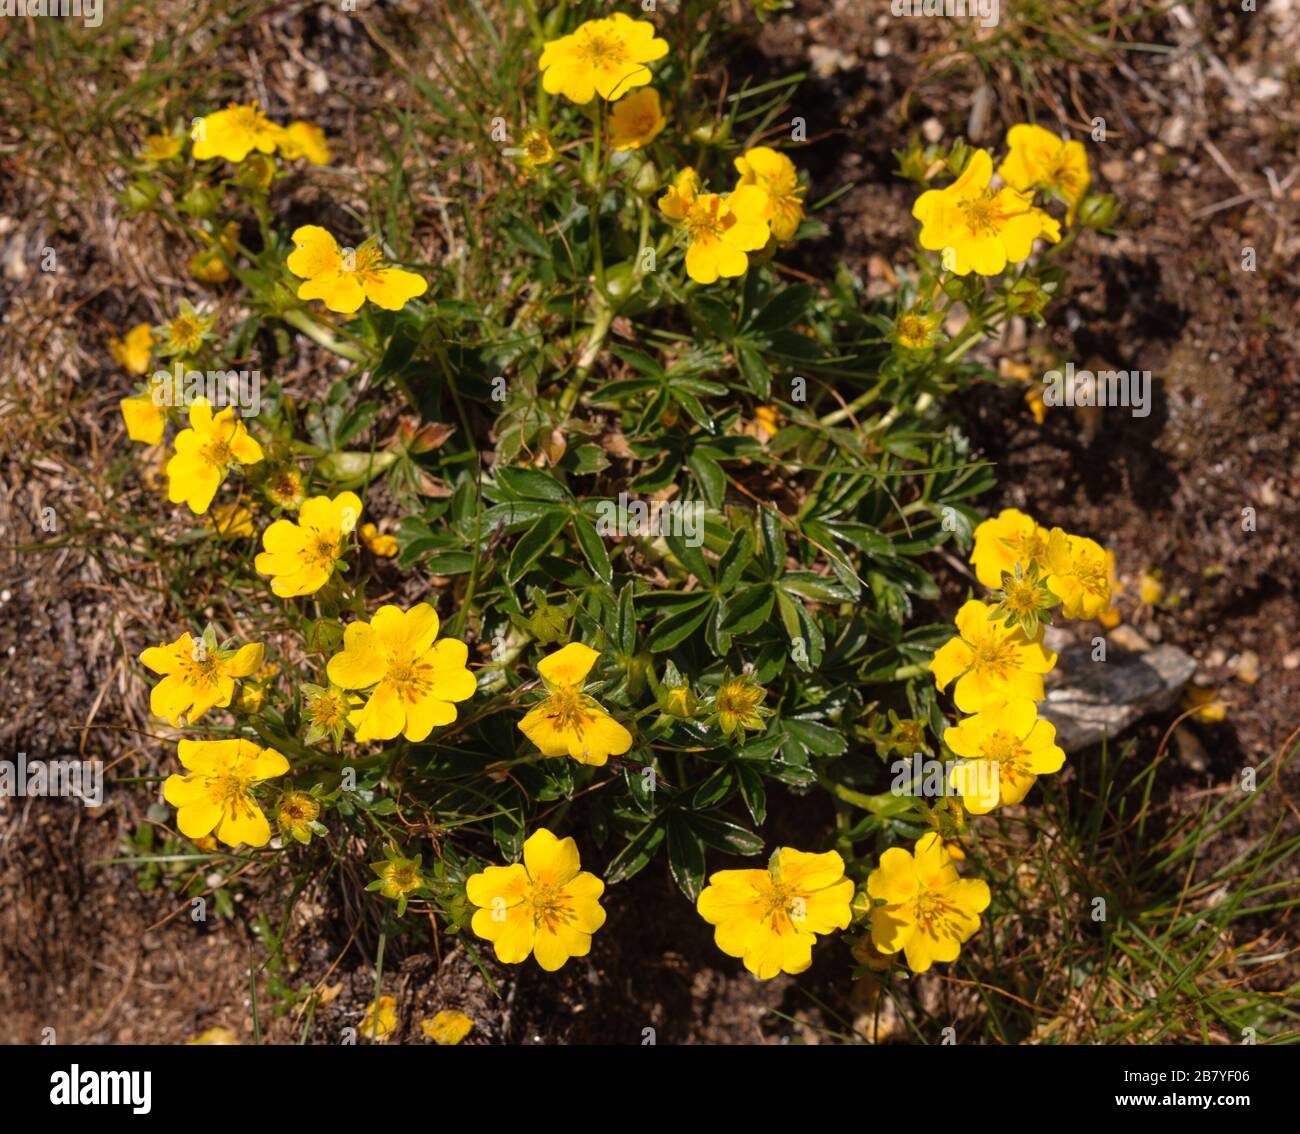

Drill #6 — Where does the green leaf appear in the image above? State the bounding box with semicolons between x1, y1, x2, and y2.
687;449;726;508
689;814;764;856
507;510;567;582
720;583;774;634
646;596;714;652
782;717;847;756
716;526;754;591
572;513;613;585
605;819;667;884
667;814;707;902
495;466;569;503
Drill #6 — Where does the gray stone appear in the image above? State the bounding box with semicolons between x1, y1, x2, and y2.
1039;642;1198;753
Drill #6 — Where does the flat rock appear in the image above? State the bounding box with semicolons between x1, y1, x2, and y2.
1040;642;1198;753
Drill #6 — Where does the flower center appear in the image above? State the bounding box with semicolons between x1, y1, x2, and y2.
305;528;340;569
211;773;256;818
717;681;760;716
959;193;1003;234
384;658;433;702
527;880;573;931
1072;557;1107;594
972;634;1020;680
310;695;345;727
684;196;730;242
201;437;233;467
542;685;592;734
983;729;1028;775
578;32;625;67
911;888;961;935
1006;530;1047;564
1003;578;1039;617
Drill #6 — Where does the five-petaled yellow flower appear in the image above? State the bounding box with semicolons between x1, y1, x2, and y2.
929;599;1057;713
192;101;281;164
162;738;289;848
609;87;667;151
516;129;556;169
1044;526;1111;619
166;399;264;515
970;507;1049;590
867;832;990;973
696;848;854;980
467;828;606;972
659;173;771;285
518;642;633;765
287;225;428;314
733;146;805;242
110;322;155;375
998;123;1091;223
539;14;668;105
140;630;264;726
945;698;1066;815
254;491;361;597
913;149;1060;277
326;603;476;743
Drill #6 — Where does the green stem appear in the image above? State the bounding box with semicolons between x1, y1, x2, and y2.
282;309;369;364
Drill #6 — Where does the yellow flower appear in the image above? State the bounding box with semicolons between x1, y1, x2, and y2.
518;642;633;765
867;832;990;973
276;790;322;843
1183;686;1226;723
192;101;281;164
467;828;606;971
370;854;423;900
264;465;306;510
161;300;215;356
538;14;668;104
110;322;155;375
944;698;1066;815
326;603;476;743
711;673;768;736
166;399;264;515
516;129;556;169
187;1026;239;1045
1139;570;1164;606
359;522;398;558
659;177;771;285
421;1009;474;1045
361;996;398;1042
1044;527;1111;619
930;599;1057;713
970;507;1049;590
210;502;255;539
287;226;428;314
188;220;240;284
913;148;1060;277
120;394;167;445
733;146;805;242
302;683;354;747
254;491;361;597
657;166;700;217
140;630;264;726
609;87;667;151
140;133;182;162
277;121;331;165
893;310;941;352
998;123;1091;223
696;848;854;980
162;738;289;847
